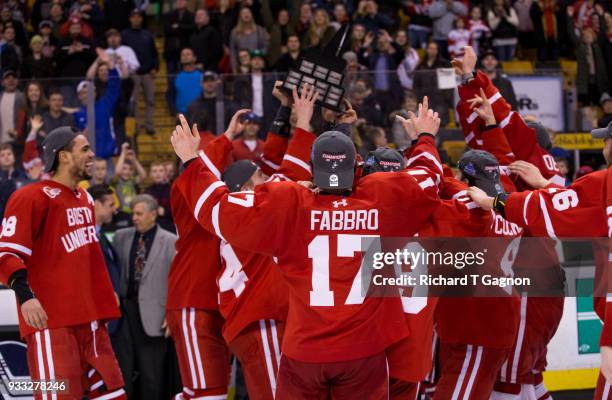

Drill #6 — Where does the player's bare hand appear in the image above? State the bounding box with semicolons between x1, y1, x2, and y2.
468;88;496;125
467;186;494;210
451;46;477;76
224;109;251;140
337;99;358;125
297;180;320;194
410;96;441;137
293;83;319;131
601;346;612;383
272;81;291;107
171;114;201;163
21;299;48;330
508;160;549;189
395;112;418;141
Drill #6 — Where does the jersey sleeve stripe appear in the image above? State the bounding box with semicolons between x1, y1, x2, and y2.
522;192;533;226
452;190;468;199
499;112;514;128
283;154;312;174
0;242;32;256
406;152;444;176
194;181;226;219
538;193;557;238
198;151;221;180
211;202;227;241
465;131;475;144
466;92;502;124
261;157;280;171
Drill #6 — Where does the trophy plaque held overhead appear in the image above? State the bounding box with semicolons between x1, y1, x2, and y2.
281;24;351;112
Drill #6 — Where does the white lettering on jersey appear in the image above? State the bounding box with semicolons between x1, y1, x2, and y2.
61;225;99;253
66;207;94;227
0;216;17;238
492;214;523;236
310;209;379;231
43;186;61;198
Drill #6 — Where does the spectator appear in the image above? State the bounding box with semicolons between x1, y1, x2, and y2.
75;54;121;160
0;25;23;73
164;160;176;183
514;0;535;54
343;50;368;85
40;90;75;138
113;194;177;400
261;0;299;68
358;30;404;119
598;93;612;128
413;41;453;125
468;6;491;56
357;125;388;158
190;9;223;72
105;0;135;32
274;34;302;72
595;5;612;81
448;17;471;59
480;49;519;110
353;0;393;32
48;3;65;38
22;35;54;79
295;2;313;38
187;71;221;134
487;0;520;61
57;16;96;81
163;0;194;79
191;109;217;148
348;79;385;127
174;47;202;116
350;23;367;52
24;81;48;119
87;184;121;340
236;48;252;73
0;71;25;145
428;0;468;59
567;6;609;115
69;0;105;44
229;7;269;72
332;3;351;30
83;157;112;188
530;0;560;62
37;20;58;59
232;111;265;164
0;5;27;50
144;162;174;233
212;0;240;46
234;49;278;129
113;142;146;228
405;0;433;50
572;0;595;30
105;28;140;76
0;143;29;218
574;164;593;180
303;8;336;50
122;8;158;135
390;93;419;149
554;156;571;185
397;40;421;91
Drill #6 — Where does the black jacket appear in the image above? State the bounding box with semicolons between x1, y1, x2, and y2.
492;74;519;110
190;24;223;71
57;36;96;78
121;28;159;74
164;9;195;61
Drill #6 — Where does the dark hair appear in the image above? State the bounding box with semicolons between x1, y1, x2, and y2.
88;184;114;201
0;142;14;153
192;109;208;128
94;156;106;162
48;88;63;98
26;81;49;110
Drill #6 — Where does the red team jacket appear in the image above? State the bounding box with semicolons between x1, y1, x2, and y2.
0;181;119;337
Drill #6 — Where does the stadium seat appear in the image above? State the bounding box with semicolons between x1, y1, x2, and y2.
501;60;534;75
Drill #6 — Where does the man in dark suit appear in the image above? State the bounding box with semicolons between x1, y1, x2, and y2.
113;194;177;400
87;184;121;339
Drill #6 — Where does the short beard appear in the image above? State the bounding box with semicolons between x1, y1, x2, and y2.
71;165;92;181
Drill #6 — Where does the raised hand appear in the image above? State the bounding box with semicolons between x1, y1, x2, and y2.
410;96;441;136
171;114;201;163
395;112;418;141
337;99;358;125
467;88;496;125
601;346;612;383
30;115;43;132
451;45;477;76
272;80;291;107
224;109;252;140
293;83;319;131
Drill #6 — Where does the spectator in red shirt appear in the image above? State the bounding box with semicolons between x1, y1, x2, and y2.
232;111;264;165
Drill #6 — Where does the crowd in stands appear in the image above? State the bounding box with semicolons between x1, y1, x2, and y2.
0;0;611;226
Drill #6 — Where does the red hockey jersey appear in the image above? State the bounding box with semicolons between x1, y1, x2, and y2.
0;181;119;337
503;169;611;343
175;158;441;363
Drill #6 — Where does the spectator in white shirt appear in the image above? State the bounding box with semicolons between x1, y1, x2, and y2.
0;70;25;145
105;28;140;77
